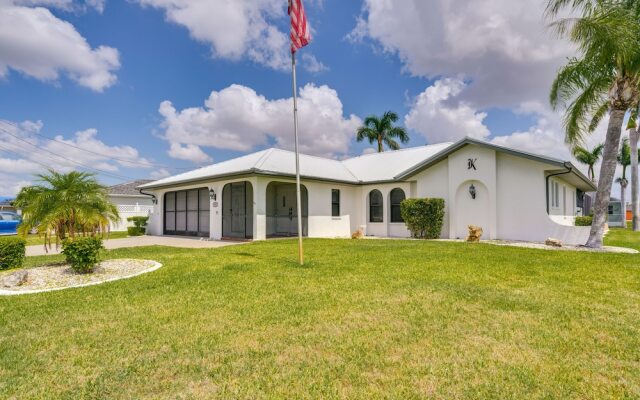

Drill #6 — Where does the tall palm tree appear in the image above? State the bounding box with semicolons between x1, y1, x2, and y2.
548;1;640;247
14;170;119;250
617;138;632;219
572;143;604;181
356;111;409;152
628;107;640;230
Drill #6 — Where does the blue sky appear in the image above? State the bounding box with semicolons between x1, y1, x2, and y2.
0;0;609;196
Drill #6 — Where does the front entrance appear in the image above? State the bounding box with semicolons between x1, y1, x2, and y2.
266;182;308;237
454;181;490;239
163;188;210;237
222;181;254;239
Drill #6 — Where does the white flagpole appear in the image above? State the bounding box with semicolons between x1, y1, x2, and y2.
291;51;304;265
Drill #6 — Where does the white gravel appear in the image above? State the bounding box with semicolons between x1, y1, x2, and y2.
482;240;638;254
0;259;162;295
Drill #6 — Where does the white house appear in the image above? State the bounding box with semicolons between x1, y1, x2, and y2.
107;180;155;232
138;137;596;245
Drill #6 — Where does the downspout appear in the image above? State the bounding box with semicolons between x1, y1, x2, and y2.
138;188;157;204
546;162;572;214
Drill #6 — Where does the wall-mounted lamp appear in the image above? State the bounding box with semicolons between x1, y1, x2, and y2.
151;196;158;205
469;184;476;199
209;188;216;201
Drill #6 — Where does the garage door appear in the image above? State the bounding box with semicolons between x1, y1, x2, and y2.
164;188;210;237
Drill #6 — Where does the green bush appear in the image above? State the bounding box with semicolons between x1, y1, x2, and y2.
62;237;104;273
0;236;26;270
127;226;145;236
400;198;446;239
575;215;593;226
127;216;148;236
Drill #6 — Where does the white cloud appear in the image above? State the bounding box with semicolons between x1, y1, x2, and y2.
158;83;361;160
150;168;171;179
13;0;105;13
302;53;329;73
167;142;212;164
135;0;286;70
405;78;491;143
0;120;160;196
350;0;573;109
0;3;119;91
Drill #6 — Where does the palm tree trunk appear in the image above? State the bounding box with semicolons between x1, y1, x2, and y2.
585;108;626;248
620;181;627;227
630;126;640;231
377;136;383;152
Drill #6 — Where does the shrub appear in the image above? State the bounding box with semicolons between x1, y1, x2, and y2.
575;215;593;226
62;237;104;273
0;236;26;270
127;216;148;236
400;198;446;239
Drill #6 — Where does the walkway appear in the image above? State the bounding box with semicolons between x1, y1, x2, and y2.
26;236;243;257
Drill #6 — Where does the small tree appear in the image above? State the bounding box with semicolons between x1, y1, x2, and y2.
400;198;445;239
127;216;148;236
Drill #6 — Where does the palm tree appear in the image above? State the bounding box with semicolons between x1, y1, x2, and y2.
572;143;604;181
548;1;640;247
628;107;640;230
14;170;119;251
356;111;409;152
617;138;632;219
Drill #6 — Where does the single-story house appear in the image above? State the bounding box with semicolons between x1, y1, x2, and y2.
107;180;154;232
138;137;596;245
0;199;17;213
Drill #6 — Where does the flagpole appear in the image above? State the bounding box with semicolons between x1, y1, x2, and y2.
291;51;304;265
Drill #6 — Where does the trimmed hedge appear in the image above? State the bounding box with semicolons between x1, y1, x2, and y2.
0;236;26;270
400;198;446;239
62;237;104;274
575;215;593;226
127;216;148;237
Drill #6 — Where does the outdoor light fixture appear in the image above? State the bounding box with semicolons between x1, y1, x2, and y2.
151;196;158;205
469;184;476;199
209;188;216;201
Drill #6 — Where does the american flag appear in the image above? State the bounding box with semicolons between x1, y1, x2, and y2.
288;0;311;54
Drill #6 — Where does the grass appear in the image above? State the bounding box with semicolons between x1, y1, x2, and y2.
22;230;129;246
0;231;639;399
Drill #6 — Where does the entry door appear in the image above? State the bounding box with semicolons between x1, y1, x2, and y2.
230;183;246;237
276;186;300;236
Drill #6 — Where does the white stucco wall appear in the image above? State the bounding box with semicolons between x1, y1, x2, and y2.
495;153;589;245
359;182;412;238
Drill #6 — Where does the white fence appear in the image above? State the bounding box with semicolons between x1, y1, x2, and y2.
110;204;154;232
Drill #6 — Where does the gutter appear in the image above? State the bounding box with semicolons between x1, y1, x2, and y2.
138;188;157;204
546;162;572;214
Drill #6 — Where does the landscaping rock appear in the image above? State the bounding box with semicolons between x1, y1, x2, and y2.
2;270;28;287
351;229;364;239
545;238;562;247
466;225;483;242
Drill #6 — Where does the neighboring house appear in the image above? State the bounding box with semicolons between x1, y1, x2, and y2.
107;180;154;232
0;199;16;212
139;137;597;245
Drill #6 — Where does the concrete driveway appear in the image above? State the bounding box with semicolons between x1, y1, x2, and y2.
26;236;244;257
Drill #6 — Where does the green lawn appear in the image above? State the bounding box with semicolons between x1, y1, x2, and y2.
23;230;129;246
1;231;639;399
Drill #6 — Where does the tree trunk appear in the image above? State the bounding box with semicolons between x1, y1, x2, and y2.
620;181;627;227
377;136;383;152
585;108;626;247
630;126;640;231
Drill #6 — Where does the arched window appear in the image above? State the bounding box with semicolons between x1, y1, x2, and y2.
390;188;405;223
369;190;383;222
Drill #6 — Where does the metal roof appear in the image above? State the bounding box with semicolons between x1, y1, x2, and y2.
139;137;596;191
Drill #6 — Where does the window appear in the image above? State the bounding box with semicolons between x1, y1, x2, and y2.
390;188;405;223
551;181;560;208
331;189;340;217
369;190;383;222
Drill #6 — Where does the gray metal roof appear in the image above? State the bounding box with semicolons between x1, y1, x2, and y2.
107;180;154;196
